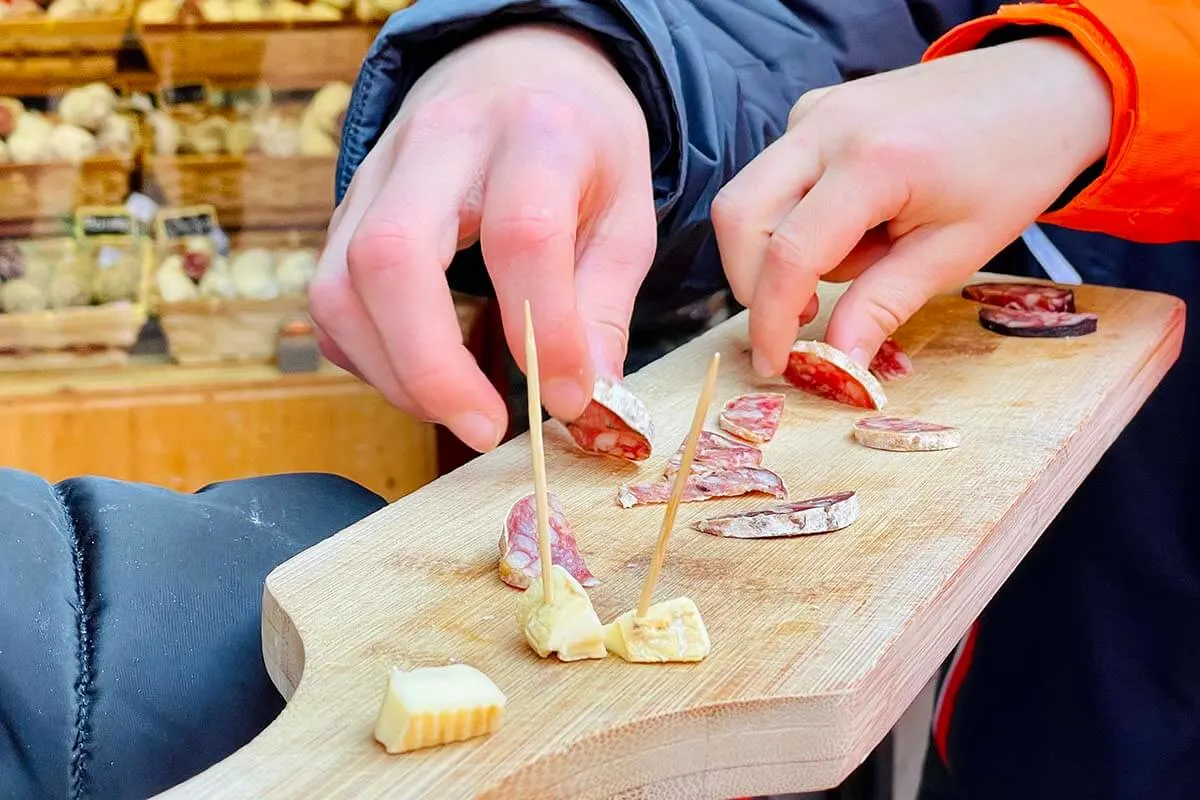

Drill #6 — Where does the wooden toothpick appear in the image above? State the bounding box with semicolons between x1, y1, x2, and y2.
523;300;555;604
636;352;721;618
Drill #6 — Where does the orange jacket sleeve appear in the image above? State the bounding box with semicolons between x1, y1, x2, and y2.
924;1;1200;244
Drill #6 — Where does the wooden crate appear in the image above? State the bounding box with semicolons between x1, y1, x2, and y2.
144;153;336;230
0;235;153;372
0;156;134;238
157;295;309;365
138;22;377;89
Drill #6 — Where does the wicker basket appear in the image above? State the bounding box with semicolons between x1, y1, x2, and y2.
0;4;133;56
138;21;377;89
144;153;336;230
0;156;135;239
157;295;309;365
0;237;152;372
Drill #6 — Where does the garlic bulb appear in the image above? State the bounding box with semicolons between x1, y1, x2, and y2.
47;270;90;309
8;112;55;163
231;248;279;300
298;120;337;156
96;114;135;157
58;83;116;132
303;81;351;137
0;279;48;313
252;113;301;158
148;110;181;156
46;0;87;20
200;0;234;20
275;249;318;295
156;255;199;303
48;124;99;165
182;116;229;156
92;255;141;304
198;257;239;299
230;0;263;21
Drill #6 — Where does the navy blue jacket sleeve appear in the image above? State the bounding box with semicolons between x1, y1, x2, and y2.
336;0;992;306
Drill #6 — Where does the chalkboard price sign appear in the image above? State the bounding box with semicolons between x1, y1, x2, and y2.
161;84;208;106
156;205;219;242
74;206;135;239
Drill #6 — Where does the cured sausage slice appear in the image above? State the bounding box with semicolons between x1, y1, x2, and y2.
978;307;1098;338
563;378;654;462
692;491;859;538
783;340;887;410
499;492;599;590
718;393;785;444
962;281;1076;313
617;466;788;508
852;416;962;452
869;338;914;383
664;430;763;476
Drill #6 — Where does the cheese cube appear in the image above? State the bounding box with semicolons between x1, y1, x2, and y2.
373;663;506;754
604;596;711;663
516;564;607;661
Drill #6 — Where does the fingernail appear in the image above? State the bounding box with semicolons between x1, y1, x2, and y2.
450;412;503;453
848;346;870;367
544;378;588;418
751;349;772;377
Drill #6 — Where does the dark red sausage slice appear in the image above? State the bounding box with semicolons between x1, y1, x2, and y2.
978;307;1098;338
962;282;1076;313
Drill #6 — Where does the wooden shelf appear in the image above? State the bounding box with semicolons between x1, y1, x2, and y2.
0;356;439;501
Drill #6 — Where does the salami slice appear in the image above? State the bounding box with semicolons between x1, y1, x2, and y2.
664;430;763;476
718;392;785;444
869;338;914;383
499;492;598;590
978;307;1098;338
783;340;887;410
962;281;1076;313
563;378;654;461
852;416;961;452
617;466;787;509
692;491;859;538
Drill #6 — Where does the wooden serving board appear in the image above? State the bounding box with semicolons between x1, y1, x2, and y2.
161;276;1184;799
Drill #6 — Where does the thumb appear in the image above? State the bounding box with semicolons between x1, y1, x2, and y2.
574;180;658;384
824;223;989;367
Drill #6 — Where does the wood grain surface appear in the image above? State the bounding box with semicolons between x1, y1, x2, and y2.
160;276;1184;799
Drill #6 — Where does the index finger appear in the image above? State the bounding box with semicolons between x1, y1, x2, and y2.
749;166;900;375
347;141;508;453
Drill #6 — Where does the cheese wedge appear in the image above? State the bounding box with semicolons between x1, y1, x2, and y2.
516;564;607;661
373;663;506;754
604;596;711;663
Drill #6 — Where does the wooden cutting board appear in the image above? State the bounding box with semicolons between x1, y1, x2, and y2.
161;276;1184;800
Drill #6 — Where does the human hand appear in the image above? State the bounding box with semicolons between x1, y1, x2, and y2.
711;37;1113;374
310;24;656;452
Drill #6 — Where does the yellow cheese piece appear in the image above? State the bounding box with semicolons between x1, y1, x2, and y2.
603;596;711;663
515;564;607;662
372;663;506;754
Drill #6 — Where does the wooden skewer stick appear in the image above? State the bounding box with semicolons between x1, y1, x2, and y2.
636;352;721;618
523;300;555;604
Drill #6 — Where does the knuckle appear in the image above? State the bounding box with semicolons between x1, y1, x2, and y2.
786;86;829;129
484;208;573;255
710;189;748;237
345;218;422;281
764;227;808;273
306;275;352;330
507;90;583;137
863;286;919;334
404;98;483;143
